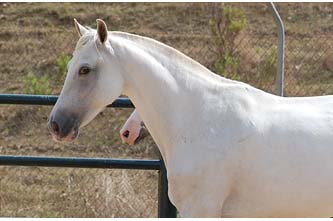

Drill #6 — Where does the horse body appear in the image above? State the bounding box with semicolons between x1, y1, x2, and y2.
220;95;333;217
48;20;333;217
112;33;333;217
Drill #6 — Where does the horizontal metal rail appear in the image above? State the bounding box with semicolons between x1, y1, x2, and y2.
0;94;134;108
0;155;160;170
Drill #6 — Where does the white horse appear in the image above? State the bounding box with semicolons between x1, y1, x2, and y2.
48;19;333;217
120;109;146;145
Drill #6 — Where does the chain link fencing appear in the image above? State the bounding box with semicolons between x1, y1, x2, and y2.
0;2;332;217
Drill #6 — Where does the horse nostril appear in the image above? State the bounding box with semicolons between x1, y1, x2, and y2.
51;121;60;135
122;130;130;138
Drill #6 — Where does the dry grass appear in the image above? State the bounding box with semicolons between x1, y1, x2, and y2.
0;2;332;217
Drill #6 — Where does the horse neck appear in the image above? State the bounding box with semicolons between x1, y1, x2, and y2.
110;33;243;163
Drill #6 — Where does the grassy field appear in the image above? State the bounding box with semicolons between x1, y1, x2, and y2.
0;2;332;217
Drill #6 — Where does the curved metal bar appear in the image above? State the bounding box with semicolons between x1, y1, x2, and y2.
269;2;285;97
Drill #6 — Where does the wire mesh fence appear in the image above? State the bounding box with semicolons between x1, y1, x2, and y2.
0;167;158;217
0;2;332;217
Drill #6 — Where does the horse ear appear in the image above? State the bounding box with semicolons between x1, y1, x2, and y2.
74;18;88;37
96;19;108;44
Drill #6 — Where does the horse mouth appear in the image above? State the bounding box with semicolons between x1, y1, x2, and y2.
134;127;148;144
49;126;79;143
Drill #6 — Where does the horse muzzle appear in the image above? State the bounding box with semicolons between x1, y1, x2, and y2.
48;110;80;142
120;125;148;145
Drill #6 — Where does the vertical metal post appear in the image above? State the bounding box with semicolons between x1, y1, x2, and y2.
269;2;285;96
158;157;177;218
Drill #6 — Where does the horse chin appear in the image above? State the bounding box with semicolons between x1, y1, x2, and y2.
51;128;79;143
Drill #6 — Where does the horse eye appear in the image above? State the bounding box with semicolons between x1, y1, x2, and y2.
78;66;90;75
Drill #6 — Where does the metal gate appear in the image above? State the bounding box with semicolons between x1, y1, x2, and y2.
0;94;177;218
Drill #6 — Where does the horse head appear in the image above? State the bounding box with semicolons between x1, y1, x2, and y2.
48;19;124;142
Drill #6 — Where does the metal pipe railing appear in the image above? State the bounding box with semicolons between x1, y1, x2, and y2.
0;155;160;170
0;93;176;218
269;2;285;97
0;93;134;108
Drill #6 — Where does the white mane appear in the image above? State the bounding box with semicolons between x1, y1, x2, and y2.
110;31;243;85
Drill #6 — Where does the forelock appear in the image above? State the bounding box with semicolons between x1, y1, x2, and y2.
75;32;95;50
